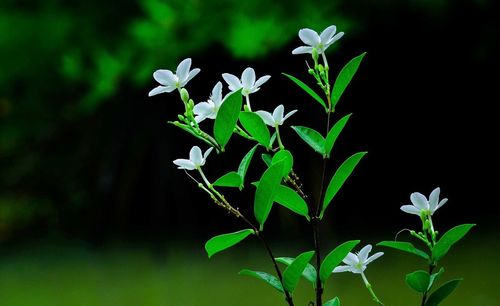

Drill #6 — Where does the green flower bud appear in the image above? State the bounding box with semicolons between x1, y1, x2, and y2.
312;48;319;63
180;88;189;103
178;114;185;121
308;68;315;75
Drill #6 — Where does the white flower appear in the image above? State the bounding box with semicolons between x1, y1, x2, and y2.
173;146;213;170
333;245;383;274
255;105;297;127
400;187;448;217
193;82;226;123
292;25;344;55
222;67;271;97
149;58;201;97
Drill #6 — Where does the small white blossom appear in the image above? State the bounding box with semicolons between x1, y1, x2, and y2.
149;58;201;97
255;105;297;127
222;67;271;97
292;25;344;55
193;82;226;123
400;187;448;217
173;146;213;170
333;244;383;274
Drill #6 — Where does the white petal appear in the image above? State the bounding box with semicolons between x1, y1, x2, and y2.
254;75;271;88
194;114;207;123
173;159;196;170
255;111;275;126
400;205;421;216
282;110;298;123
272;105;285;124
189;146;203;166
358;245;372;263
365;252;384;265
298;28;320;46
324;32;344;50
342;252;358;266
292;46;314;54
410;192;429;210
203;147;214;160
333;265;353;273
153;69;177;86
435;198;448;212
211;82;223;105
193;102;214;116
429;187;441;212
241;67;256;90
182;68;200;87
222;73;242;92
319;25;337;44
148;85;169;97
176;58;192;83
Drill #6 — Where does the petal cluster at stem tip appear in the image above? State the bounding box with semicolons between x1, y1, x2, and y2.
193;82;227;123
173;146;213;170
400;187;448;217
222;67;270;96
255;105;297;127
292;25;344;55
333;244;383;274
149;58;200;97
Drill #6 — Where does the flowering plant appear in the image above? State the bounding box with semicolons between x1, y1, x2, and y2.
148;25;474;306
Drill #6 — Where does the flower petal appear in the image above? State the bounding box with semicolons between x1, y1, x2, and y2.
429;187;441;212
292;46;314;54
176;58;192;83
324;32;344;49
282;110;298;123
357;245;372;263
189;146;203;166
182;68;200;87
365;252;384;265
254;75;271;88
241;67;256;90
153;70;177;86
333;265;354;273
193;102;214;116
148;85;170;97
272;105;285;124
222;73;242;92
255;110;275;126
173;159;196;170
435;198;448;212
320;25;337;44
211;82;223;105
203;147;214;160
400;205;421;216
298;28;320;46
342;252;358;266
410;192;429;210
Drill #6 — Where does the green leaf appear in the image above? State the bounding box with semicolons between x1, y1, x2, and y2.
254;162;285;230
239;269;284;293
283;251;315;292
425;279;462;306
271;150;294;177
428;268;445;291
282;73;327;111
213;171;242;188
331;52;366;109
205;229;254;258
405;270;430;293
376;241;429;260
320;240;360;284
261;153;272;166
274;185;309;219
239;112;271;148
324;297;340;306
321;152;367;218
237;145;258;188
276;257;317;284
432;224;475;262
291;126;326;155
214;90;242;150
325;114;351;158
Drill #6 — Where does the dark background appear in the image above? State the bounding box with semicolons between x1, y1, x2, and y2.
0;0;498;305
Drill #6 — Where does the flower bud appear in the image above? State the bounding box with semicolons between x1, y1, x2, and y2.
308;69;315;75
180;88;189;103
312;48;319;63
178;114;185;121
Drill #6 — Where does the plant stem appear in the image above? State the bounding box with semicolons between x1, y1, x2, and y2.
275;126;285;150
421;264;435;306
361;273;384;306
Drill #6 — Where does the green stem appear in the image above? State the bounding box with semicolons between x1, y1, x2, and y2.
245;95;252;112
275;126;285;150
234;125;254;141
362;273;385;306
421;265;435;306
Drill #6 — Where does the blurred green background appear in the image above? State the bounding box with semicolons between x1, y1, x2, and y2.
1;0;498;305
